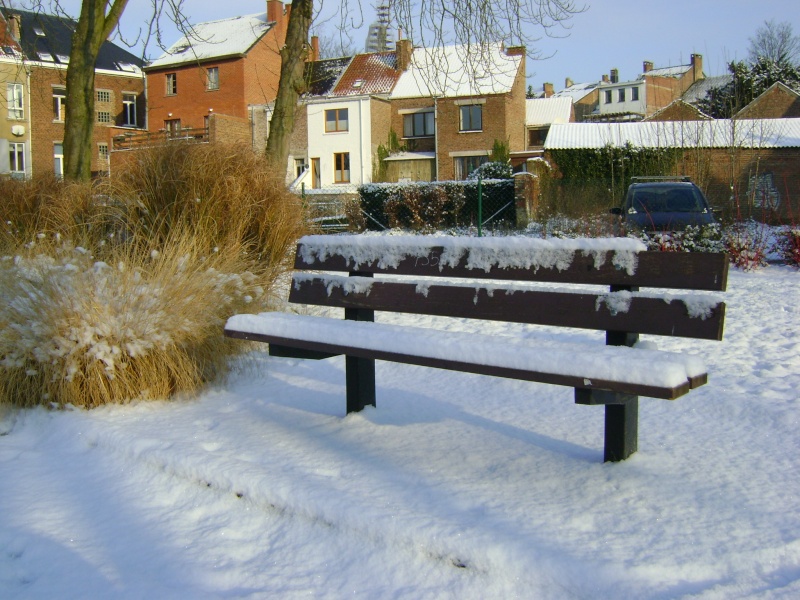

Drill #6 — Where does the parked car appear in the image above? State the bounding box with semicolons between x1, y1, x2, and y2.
611;177;717;231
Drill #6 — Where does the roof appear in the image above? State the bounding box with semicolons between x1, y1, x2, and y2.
147;13;272;69
390;43;522;99
332;52;400;96
682;74;733;105
544;118;800;150
525;97;573;126
552;81;597;102
0;8;142;72
644;64;692;79
304;57;352;97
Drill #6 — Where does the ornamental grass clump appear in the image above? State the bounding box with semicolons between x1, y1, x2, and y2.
0;143;307;408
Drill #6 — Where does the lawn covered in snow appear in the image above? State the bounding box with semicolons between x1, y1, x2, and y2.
1;265;799;599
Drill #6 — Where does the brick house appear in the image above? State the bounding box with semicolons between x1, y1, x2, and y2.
143;1;290;138
387;41;527;181
1;12;28;178
589;55;705;122
552;79;600;123
1;8;144;178
735;82;800;120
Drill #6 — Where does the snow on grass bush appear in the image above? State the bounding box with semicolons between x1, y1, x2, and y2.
0;143;307;408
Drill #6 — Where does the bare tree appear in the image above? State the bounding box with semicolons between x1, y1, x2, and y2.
748;19;800;66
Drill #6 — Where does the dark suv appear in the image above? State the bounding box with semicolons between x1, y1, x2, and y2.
611;177;717;231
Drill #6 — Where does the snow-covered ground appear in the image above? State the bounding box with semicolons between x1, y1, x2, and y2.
1;265;799;599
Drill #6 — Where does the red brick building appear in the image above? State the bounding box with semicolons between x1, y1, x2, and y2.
143;1;291;136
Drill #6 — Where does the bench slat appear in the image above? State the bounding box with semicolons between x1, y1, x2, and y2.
225;313;706;401
289;276;726;341
294;245;729;292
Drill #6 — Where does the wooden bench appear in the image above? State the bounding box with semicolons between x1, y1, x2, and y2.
225;235;728;462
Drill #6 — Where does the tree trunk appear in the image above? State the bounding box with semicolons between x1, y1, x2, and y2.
265;0;313;172
64;0;129;181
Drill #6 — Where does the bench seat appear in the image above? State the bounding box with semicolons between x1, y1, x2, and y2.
225;312;708;400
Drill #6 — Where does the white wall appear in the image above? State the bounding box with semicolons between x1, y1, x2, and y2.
306;96;373;188
598;83;646;116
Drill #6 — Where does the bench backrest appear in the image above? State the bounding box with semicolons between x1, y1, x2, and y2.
288;235;728;342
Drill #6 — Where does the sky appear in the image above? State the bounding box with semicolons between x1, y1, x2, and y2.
2;236;800;598
28;0;800;93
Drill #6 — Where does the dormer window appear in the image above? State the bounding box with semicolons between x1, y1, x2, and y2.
352;79;364;89
37;51;54;62
33;27;45;36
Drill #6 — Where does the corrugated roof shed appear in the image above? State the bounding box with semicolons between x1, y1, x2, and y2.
390;42;521;99
526;97;573;126
545;119;800;149
147;13;272;69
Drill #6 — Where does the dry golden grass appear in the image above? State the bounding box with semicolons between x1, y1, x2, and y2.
0;143;308;408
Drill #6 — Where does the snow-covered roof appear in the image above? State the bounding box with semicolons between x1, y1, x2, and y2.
526;97;573;126
332;52;400;96
383;151;436;162
147;13;272;69
682;74;732;105
390;43;522;99
544;118;800;149
552;81;597;102
645;64;692;79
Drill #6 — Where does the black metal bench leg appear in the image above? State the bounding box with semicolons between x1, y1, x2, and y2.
604;398;638;462
346;356;376;413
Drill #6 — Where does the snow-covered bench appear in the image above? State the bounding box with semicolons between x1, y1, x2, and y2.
225;235;728;462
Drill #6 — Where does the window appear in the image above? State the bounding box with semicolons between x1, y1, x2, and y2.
206;67;219;91
604;89;612;104
9;142;25;176
7;83;23;119
97;111;112;124
164;118;181;136
96;90;111;103
454;155;487;180
166;73;177;95
459;105;482;132
333;152;350;183
53;88;66;121
53;143;64;178
98;143;109;160
403;111;435;137
618;88;625;102
631;86;639;101
295;158;306;178
325;108;349;133
122;93;137;126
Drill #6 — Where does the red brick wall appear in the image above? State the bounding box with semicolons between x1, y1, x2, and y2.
28;65;144;176
737;86;800;119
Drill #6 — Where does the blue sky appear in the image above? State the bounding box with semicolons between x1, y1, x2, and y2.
51;0;800;90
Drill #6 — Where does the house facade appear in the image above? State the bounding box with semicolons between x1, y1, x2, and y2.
1;13;28;178
143;0;290;137
1;8;144;178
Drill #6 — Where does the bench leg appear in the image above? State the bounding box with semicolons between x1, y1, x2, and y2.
346;356;376;413
604;398;638;462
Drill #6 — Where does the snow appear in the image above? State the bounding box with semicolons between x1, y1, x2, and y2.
2;266;800;599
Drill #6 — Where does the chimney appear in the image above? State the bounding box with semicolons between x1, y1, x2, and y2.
543;82;554;98
643;60;653;73
565;77;573;88
505;45;526;58
267;0;284;24
610;68;619;84
602;74;609;83
7;13;21;40
310;35;320;62
396;38;412;72
691;53;703;81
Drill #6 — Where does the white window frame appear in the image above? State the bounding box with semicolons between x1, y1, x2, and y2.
98;143;109;161
53;87;66;121
97;111;112;124
53;143;64;178
96;89;111;103
7;83;24;120
166;73;177;96
206;67;219;91
122;93;137;126
9;142;25;174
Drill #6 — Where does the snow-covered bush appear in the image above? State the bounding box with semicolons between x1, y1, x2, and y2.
467;161;512;180
0;143;307;408
774;227;800;267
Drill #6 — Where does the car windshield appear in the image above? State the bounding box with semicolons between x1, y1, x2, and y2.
629;187;705;213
